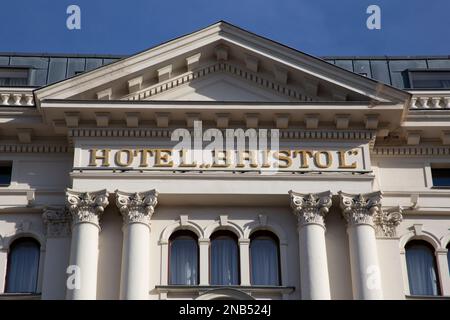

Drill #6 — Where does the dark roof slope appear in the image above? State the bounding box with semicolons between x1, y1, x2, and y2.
1;52;450;89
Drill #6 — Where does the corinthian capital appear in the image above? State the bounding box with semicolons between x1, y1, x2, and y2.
115;189;159;226
42;207;71;238
338;191;382;227
373;206;403;238
289;190;332;228
65;189;110;227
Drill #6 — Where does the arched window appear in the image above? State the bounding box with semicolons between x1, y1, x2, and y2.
447;243;450;276
5;237;40;293
169;230;199;285
210;231;239;285
250;231;280;285
405;240;440;296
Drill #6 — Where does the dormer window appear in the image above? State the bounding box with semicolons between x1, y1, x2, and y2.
0;67;30;86
407;70;450;89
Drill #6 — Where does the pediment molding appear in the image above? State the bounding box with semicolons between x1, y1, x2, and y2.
34;21;410;106
124;61;313;102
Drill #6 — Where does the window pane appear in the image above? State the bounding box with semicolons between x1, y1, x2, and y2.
211;235;239;285
410;71;450;89
431;168;450;187
6;238;40;293
250;236;280;285
406;241;439;296
447;244;450;276
169;236;198;285
0;68;29;87
0;163;12;186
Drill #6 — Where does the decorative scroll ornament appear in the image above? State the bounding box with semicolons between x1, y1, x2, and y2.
289;190;333;228
115;189;159;226
373;206;403;238
338;191;382;226
65;189;110;227
42;207;72;237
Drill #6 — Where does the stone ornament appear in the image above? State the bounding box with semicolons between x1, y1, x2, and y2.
289;190;333;228
338;191;382;226
66;189;110;227
115;189;159;226
42;207;72;237
373;206;403;238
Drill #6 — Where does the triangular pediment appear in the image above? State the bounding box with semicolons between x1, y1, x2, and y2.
35;21;409;106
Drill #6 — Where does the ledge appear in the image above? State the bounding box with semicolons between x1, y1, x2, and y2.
155;285;295;295
405;295;450;300
0;293;41;300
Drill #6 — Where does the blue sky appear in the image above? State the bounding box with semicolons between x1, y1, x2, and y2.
1;0;449;56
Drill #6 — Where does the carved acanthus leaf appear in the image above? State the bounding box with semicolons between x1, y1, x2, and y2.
42;206;71;238
373;206;403;237
115;189;159;226
338;191;382;226
289;190;332;227
66;189;110;227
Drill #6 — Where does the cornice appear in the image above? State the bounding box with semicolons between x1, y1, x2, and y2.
0;144;69;153
372;145;450;156
68;127;374;140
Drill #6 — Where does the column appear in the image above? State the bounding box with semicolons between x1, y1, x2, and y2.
339;191;383;300
198;238;210;285
289;190;332;300
239;239;251;286
116;189;158;300
435;249;450;296
65;189;109;300
41;207;72;300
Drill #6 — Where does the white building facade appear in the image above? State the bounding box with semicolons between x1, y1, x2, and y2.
0;21;450;300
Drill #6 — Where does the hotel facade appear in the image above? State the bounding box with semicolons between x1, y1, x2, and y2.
0;21;450;300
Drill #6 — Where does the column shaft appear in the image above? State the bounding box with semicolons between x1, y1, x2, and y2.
116;189;158;300
120;223;150;299
239;240;251;286
347;224;382;299
298;224;330;299
339;191;383;300
290;190;332;300
67;223;100;299
65;189;109;300
199;240;210;285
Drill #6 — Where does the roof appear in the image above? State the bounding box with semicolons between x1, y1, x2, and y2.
1;52;449;89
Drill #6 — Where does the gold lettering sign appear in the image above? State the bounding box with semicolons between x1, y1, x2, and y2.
84;148;365;171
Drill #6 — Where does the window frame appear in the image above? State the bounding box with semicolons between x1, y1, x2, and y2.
0;161;13;187
249;230;281;286
0;66;32;87
406;68;450;90
209;230;240;286
168;230;199;286
429;164;450;189
4;237;41;294
405;240;441;296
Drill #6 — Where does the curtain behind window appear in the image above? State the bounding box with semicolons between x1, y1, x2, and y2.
211;235;239;285
6;238;40;293
250;236;280;285
447;244;450;276
406;241;439;296
169;237;198;285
